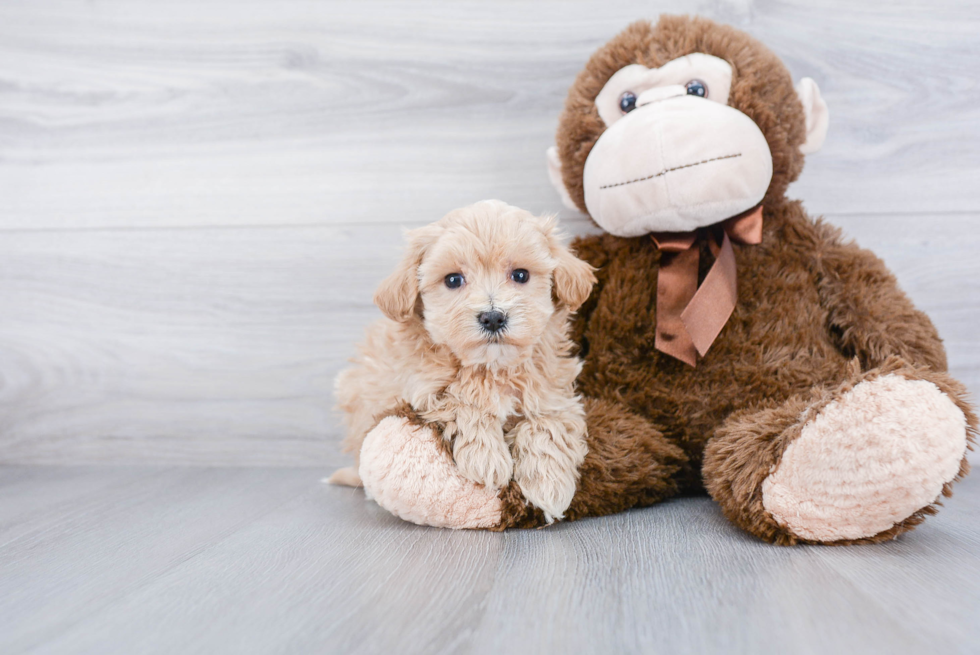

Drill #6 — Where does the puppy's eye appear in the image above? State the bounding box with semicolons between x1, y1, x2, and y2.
510;269;530;284
444;273;465;289
685;80;707;98
619;91;637;114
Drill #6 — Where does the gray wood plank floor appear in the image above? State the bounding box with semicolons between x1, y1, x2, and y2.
2;4;980;653
1;465;978;655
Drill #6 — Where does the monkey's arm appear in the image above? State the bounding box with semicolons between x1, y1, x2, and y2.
812;221;947;371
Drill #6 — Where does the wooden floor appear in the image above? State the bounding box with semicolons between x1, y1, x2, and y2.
1;465;978;655
3;1;980;653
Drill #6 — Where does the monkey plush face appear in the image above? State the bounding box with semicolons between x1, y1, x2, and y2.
585;53;772;235
548;16;829;236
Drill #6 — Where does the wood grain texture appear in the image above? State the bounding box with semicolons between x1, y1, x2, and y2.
0;214;976;466
0;225;404;465
1;0;979;231
0;0;979;464
0;467;314;653
1;466;978;654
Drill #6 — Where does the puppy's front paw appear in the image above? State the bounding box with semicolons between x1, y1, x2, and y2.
514;457;577;523
453;436;514;490
509;417;587;522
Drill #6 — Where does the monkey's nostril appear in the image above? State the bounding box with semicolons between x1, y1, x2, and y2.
478;310;507;334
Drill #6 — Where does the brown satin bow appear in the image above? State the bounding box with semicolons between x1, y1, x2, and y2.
651;205;764;367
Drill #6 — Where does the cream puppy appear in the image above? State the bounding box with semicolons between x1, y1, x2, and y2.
332;200;596;521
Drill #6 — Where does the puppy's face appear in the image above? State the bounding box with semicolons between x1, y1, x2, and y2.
374;201;596;367
419;214;556;366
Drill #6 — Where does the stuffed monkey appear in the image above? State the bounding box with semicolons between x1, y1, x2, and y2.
343;15;975;545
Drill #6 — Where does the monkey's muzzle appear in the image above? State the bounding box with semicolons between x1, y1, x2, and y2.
583;94;773;237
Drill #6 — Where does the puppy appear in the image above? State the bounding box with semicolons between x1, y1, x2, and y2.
331;200;596;521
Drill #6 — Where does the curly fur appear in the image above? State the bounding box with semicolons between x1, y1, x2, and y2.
347;16;976;544
335;200;597;520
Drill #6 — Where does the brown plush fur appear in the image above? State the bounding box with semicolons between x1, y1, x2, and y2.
491;15;976;542
557;15;806;218
496;397;689;530
703;358;976;545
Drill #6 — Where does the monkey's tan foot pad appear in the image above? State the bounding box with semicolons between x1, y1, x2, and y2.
762;374;968;542
359;416;503;529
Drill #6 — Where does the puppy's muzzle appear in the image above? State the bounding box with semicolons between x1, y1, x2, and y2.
478;310;507;335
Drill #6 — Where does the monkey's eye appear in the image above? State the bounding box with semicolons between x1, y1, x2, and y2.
510;269;530;284
685;80;707;98
619;91;637;113
444;273;465;289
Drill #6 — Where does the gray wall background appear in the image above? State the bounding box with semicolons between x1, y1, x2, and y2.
1;0;978;466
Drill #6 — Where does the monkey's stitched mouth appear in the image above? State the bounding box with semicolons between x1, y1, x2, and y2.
599;153;742;190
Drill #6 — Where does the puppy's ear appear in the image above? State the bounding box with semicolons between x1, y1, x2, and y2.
539;215;597;312
374;223;441;322
553;248;597;311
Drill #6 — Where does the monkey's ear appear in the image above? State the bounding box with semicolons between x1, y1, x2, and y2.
539;214;597;311
373;223;441;322
546;146;581;211
796;78;829;155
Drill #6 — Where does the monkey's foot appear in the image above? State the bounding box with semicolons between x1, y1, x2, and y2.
358;416;503;529
762;373;969;542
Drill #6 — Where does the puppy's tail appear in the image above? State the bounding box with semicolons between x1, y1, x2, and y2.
324;467;363;487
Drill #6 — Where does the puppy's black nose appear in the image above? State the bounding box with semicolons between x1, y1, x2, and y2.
478;310;507;334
